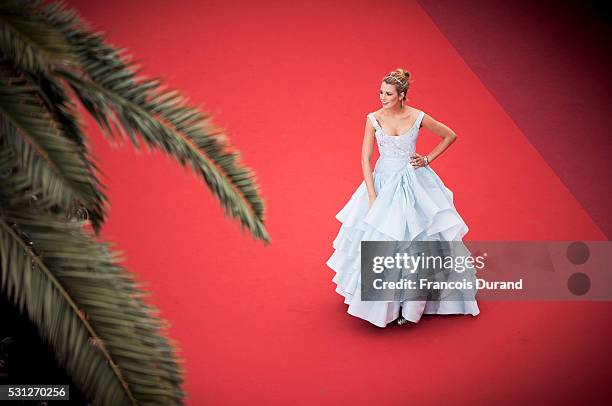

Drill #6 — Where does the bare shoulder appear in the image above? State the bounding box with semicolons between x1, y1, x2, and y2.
419;110;456;137
420;110;436;126
364;111;375;132
366;110;380;121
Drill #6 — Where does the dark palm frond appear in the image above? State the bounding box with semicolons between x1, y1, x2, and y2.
0;0;272;403
23;68;109;232
41;2;270;244
0;0;77;74
25;68;86;148
0;64;106;230
0;145;185;405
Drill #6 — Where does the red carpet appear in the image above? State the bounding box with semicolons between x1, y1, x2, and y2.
68;0;612;404
420;0;612;238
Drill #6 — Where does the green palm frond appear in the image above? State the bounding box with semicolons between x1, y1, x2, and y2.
25;68;87;149
42;2;270;244
23;68;108;232
0;0;272;403
0;64;106;230
0;146;184;405
0;0;77;74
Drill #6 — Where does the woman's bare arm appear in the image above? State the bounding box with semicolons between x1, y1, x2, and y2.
420;112;457;164
361;118;377;200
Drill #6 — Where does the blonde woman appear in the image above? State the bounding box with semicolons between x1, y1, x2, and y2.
327;68;480;328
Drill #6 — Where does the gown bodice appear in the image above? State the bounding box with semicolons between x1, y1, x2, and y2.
366;110;425;159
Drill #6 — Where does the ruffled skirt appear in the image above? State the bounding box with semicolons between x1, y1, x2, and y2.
326;156;480;327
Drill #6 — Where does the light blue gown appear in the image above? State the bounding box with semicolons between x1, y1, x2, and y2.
326;110;480;327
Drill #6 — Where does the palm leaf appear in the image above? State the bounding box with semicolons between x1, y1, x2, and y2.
0;145;184;405
23;68;109;232
0;0;77;74
41;1;270;244
0;64;106;231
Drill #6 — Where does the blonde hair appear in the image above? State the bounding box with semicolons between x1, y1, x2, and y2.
382;68;412;101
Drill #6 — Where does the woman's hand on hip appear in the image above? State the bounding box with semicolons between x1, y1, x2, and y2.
410;153;428;168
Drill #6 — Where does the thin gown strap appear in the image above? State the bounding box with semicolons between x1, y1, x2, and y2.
415;110;425;129
367;113;382;132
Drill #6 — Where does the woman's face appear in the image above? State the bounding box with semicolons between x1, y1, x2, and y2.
380;82;403;110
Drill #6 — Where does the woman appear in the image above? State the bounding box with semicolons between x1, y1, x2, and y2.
326;68;480;328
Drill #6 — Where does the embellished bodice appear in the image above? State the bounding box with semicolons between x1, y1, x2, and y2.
367;110;425;159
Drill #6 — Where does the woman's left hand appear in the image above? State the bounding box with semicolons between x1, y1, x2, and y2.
410;153;428;168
